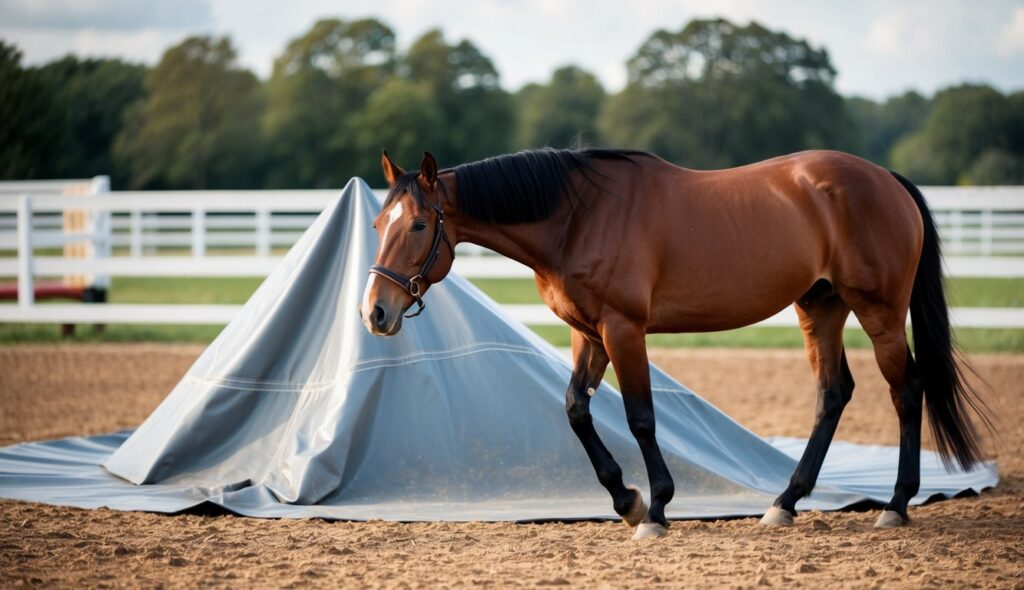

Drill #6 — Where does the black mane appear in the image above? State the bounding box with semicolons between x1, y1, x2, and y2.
453;148;648;224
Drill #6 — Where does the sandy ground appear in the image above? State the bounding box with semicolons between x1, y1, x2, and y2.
0;344;1022;589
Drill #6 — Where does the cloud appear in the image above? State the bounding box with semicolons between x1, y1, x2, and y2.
1;27;184;66
996;6;1024;57
863;8;942;57
0;0;213;30
1;0;1021;98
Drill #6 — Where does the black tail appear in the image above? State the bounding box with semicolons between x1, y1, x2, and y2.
891;171;991;471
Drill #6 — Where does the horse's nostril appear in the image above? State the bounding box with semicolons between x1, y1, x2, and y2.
372;305;387;330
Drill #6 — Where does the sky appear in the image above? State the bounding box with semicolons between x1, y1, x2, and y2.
1;0;1023;100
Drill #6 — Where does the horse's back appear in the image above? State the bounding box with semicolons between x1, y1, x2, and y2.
650;149;924;277
605;150;924;331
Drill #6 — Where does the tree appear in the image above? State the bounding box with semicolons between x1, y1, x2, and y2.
891;84;1016;184
1004;91;1024;159
114;36;263;189
846;91;930;167
516;65;605;149
405;30;514;166
263;18;396;187
965;148;1023;185
0;41;60;179
600;84;702;160
34;56;146;186
600;18;850;168
354;78;442;178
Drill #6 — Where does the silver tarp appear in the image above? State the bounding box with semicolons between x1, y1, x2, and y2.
0;178;997;521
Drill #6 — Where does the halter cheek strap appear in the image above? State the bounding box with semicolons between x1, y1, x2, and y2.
368;202;453;318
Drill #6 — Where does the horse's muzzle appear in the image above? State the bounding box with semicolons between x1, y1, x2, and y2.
362;303;403;336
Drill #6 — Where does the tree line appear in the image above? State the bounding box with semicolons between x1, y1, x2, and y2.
2;17;1022;189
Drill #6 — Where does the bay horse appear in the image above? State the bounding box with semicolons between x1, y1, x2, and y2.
360;148;988;539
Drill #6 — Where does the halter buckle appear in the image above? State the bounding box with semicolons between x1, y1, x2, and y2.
408;275;423;297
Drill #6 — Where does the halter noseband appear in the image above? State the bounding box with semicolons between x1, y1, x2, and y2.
368;195;453;318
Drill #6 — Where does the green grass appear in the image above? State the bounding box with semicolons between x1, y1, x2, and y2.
468;278;547;304
474;277;1023;308
528;324;1023;352
0;323;226;344
0;276;262;344
945;278;1024;307
475;278;1024;352
1;276;1021;351
107;277;263;304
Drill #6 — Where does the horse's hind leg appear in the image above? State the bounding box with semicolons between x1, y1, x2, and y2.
850;301;922;528
565;329;644;526
875;346;922;528
761;292;854;526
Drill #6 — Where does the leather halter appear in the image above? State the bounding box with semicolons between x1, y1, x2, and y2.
368;195;453;318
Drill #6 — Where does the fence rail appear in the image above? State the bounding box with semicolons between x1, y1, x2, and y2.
1;181;1023;329
4;187;1024;257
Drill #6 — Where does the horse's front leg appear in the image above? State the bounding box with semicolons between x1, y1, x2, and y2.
565;329;646;526
601;316;675;540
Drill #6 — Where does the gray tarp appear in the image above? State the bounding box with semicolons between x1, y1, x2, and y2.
0;178;997;521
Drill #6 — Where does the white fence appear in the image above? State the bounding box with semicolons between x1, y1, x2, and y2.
925;186;1024;255
1;179;1023;329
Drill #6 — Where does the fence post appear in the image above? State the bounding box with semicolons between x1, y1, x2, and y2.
192;207;206;258
256;208;270;257
17;195;34;307
981;209;993;256
130;209;143;257
89;175;111;289
950;209;964;255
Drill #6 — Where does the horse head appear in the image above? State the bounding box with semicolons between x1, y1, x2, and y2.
361;150;455;336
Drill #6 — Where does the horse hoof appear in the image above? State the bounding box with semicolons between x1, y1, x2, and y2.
622;485;647;527
874;510;908;529
759;506;795;527
632;522;668;540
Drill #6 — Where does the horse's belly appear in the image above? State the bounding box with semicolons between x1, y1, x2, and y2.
646;264;818;333
646;297;795;332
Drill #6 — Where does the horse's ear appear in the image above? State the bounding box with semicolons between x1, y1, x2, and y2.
381;150;405;187
419;151;438;190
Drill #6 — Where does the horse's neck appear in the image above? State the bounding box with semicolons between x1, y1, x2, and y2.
440;172;566;274
452;217;560;274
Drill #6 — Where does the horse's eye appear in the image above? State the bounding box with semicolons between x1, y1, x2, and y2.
412;220;427;232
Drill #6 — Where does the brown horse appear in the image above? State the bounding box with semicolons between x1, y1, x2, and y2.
360;148;988;539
